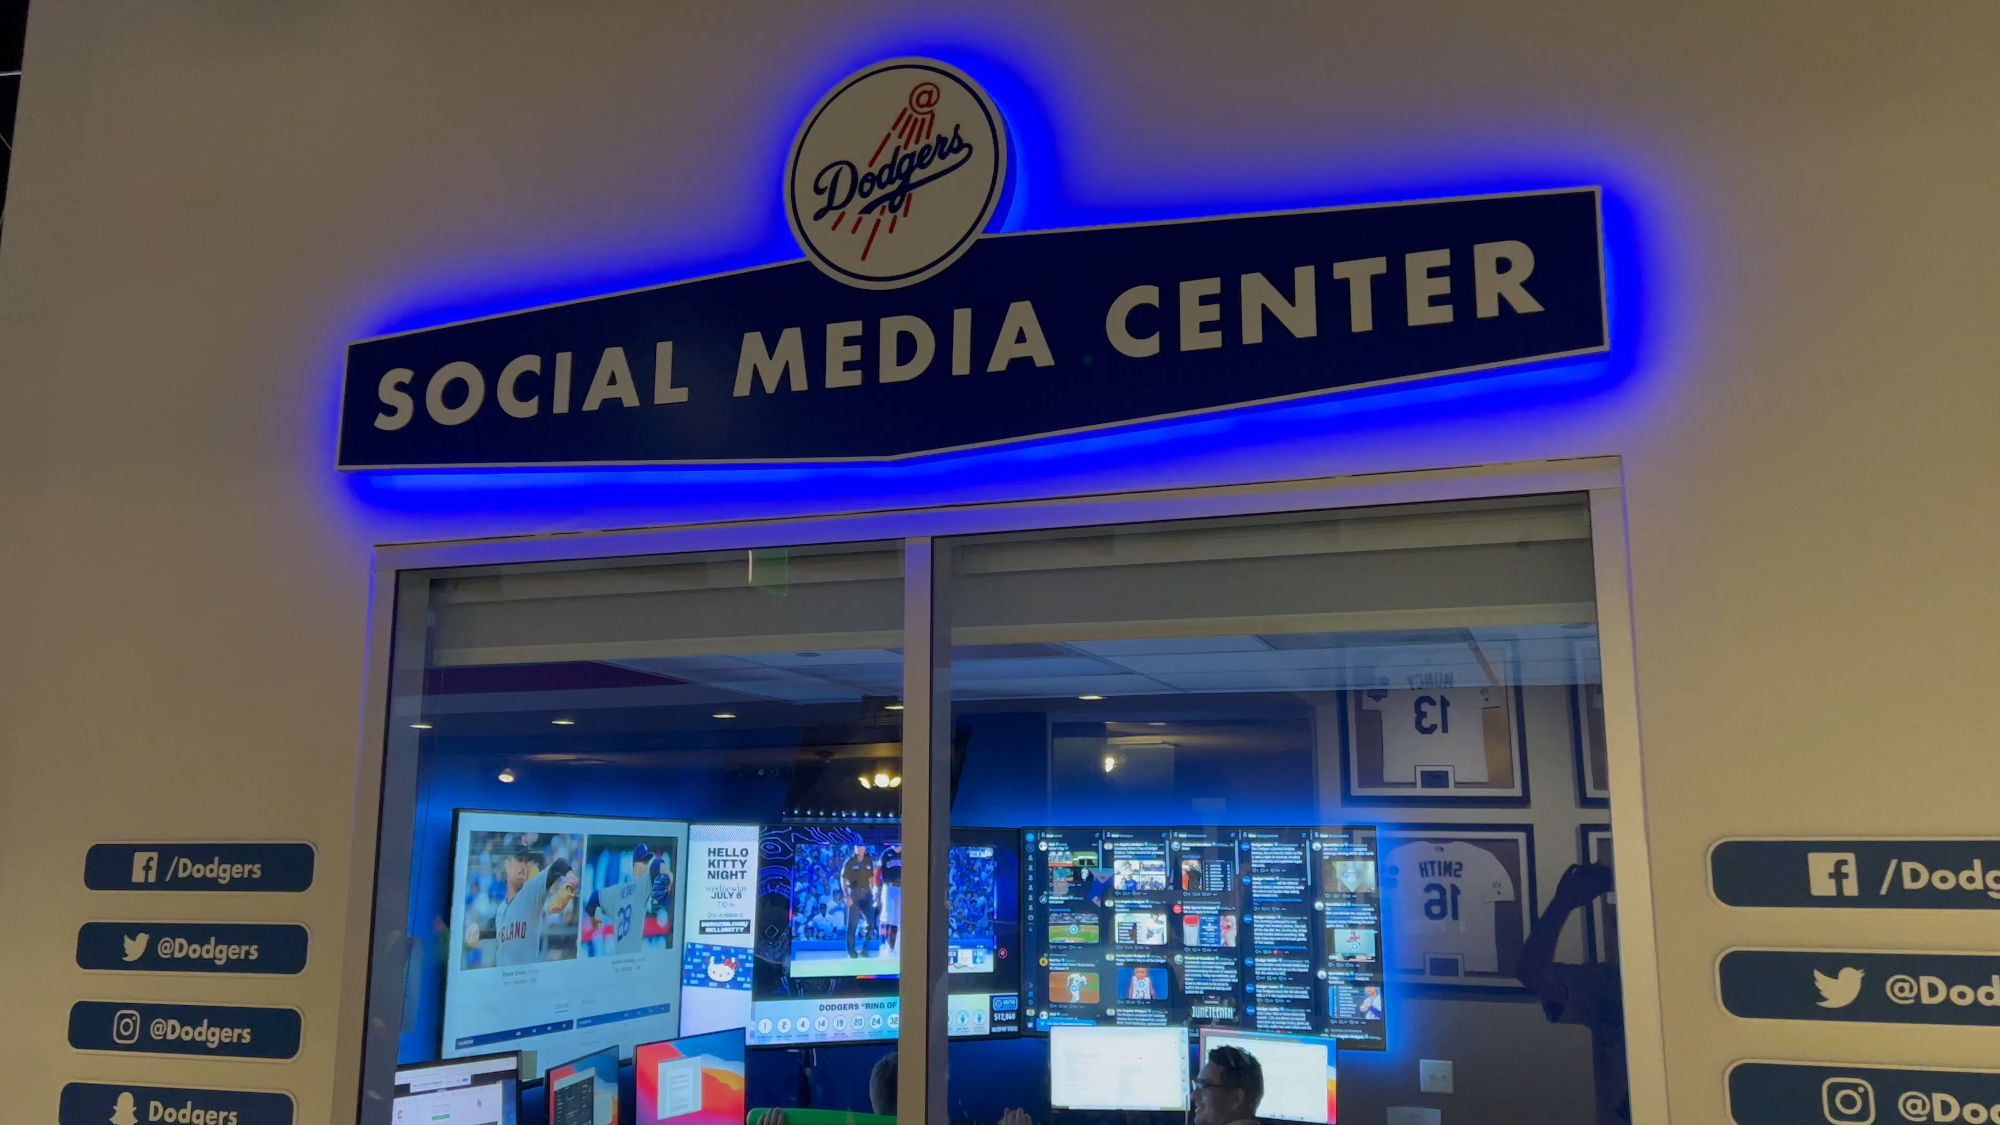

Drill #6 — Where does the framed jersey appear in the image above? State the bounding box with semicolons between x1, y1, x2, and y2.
1340;685;1529;804
1578;825;1616;963
1378;825;1537;990
1568;683;1611;807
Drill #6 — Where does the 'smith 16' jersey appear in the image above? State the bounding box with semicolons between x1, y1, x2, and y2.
1366;687;1498;783
1383;840;1516;974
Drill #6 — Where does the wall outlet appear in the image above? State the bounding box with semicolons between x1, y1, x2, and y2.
1419;1058;1454;1094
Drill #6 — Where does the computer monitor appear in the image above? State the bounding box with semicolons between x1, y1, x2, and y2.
1024;825;1385;1049
545;1045;620;1125
1047;1025;1190;1112
445;809;690;1066
748;825;1022;1046
393;1052;520;1125
635;1029;747;1125
1198;1028;1339;1124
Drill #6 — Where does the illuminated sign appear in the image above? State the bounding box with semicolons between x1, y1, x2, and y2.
338;59;1607;470
788;58;1007;289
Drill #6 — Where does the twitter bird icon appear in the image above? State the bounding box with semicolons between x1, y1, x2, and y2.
1815;967;1865;1008
121;933;150;963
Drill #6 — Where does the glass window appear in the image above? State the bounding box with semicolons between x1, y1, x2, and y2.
937;495;1622;1125
360;542;910;1124
357;491;1627;1125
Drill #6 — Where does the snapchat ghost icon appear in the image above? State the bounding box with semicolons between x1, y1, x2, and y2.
110;1091;138;1125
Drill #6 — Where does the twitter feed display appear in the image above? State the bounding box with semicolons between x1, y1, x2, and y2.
1024;825;1385;1048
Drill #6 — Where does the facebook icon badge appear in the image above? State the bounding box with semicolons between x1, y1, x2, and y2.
1714;839;2000;908
131;851;158;884
1809;852;1861;898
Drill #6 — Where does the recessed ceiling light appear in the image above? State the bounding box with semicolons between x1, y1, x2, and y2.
887;776;902;788
859;775;874;789
1102;755;1117;773
873;772;892;788
712;712;738;720
550;718;576;726
410;722;433;730
1078;694;1105;701
497;768;517;783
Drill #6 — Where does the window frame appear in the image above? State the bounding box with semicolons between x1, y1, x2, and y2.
332;456;1664;1125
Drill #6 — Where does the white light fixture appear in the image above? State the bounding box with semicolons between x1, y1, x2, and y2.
1148;722;1167;727
888;776;902;788
1078;694;1105;701
712;712;738;720
410;722;433;730
859;775;873;789
874;771;891;788
497;768;517;783
550;718;576;726
1102;754;1117;773
885;703;905;712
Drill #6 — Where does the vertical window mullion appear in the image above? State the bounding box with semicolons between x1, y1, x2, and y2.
896;538;949;1124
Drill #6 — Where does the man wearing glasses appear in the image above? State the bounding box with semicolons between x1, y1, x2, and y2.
1192;1045;1265;1125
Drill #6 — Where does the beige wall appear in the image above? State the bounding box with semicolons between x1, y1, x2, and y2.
3;3;1998;1123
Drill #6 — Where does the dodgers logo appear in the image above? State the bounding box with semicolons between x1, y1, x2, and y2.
787;58;1007;289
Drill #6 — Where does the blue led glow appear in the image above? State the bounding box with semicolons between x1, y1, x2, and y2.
336;37;1656;521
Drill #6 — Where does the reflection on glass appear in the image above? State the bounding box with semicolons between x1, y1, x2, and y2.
941;497;1616;1125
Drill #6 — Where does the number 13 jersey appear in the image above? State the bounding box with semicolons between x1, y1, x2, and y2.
1383;840;1515;974
1365;687;1499;783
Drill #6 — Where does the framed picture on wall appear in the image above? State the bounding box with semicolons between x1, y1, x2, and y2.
1578;824;1617;963
1340;685;1529;804
1379;824;1537;991
1569;683;1610;807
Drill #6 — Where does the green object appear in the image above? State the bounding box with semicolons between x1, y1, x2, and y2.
745;1110;895;1125
748;548;790;596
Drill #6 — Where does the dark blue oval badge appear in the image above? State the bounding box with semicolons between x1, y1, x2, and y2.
1711;838;2000;909
77;922;309;975
1721;949;2000;1027
60;1082;294;1125
84;842;315;892
1730;1061;2000;1125
69;1000;302;1060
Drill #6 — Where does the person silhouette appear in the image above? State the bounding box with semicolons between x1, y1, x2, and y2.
1516;863;1628;1124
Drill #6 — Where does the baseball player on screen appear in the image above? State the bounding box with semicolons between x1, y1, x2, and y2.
495;838;578;965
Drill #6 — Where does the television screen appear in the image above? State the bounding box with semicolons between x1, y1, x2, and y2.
393;1052;519;1125
635;1029;747;1125
1048;1025;1190;1112
1198;1028;1339;1124
1023;825;1384;1048
677;824;760;1037
747;824;1021;1046
545;1046;620;1125
445;810;690;1066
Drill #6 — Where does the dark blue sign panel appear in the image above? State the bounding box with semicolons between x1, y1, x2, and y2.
77;921;309;974
339;188;1606;467
1722;949;2000;1027
1730;1061;2000;1125
69;1000;302;1060
1711;839;2000;909
84;842;315;892
61;1083;295;1125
